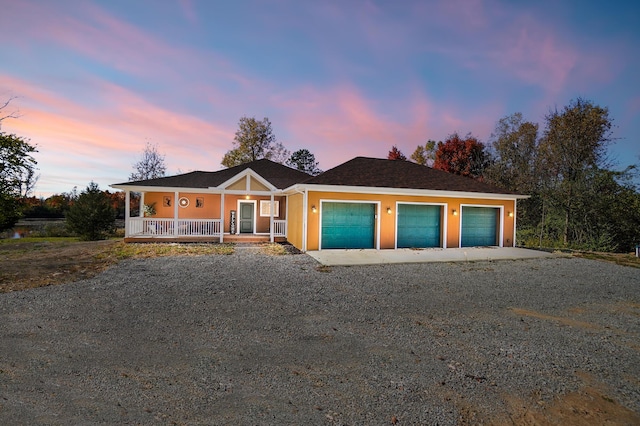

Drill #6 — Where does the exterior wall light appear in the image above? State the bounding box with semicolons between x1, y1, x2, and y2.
508;211;514;218
311;205;317;213
387;207;392;214
245;195;250;200
452;209;458;216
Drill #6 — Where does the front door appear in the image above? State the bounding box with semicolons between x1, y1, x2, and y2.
239;202;254;233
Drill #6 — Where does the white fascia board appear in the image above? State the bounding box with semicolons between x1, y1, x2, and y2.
215;189;284;196
110;185;215;193
287;184;529;200
215;168;278;191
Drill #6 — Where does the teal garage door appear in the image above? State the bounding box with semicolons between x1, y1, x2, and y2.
321;202;375;249
461;206;499;247
397;204;441;248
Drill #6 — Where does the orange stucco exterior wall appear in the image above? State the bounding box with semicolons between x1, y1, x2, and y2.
286;192;304;249
142;192;286;234
303;191;516;251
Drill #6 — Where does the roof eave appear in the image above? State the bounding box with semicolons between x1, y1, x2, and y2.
289;183;528;200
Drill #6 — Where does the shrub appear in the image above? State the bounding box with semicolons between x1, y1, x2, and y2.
66;182;116;240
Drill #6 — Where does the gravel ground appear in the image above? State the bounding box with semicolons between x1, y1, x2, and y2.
0;247;639;425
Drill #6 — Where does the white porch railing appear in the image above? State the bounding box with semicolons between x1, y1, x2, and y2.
177;219;221;236
273;219;286;236
129;218;221;237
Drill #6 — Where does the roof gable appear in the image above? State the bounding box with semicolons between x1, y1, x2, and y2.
303;157;521;196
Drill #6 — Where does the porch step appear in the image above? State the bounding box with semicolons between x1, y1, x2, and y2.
123;235;286;244
224;235;282;243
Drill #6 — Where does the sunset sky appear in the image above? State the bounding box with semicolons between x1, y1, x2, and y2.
1;0;639;197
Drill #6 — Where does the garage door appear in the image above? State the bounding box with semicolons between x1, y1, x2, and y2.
397;204;441;248
321;202;375;249
461;206;499;247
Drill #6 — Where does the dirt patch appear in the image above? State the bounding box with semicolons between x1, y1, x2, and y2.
509;307;603;331
503;372;640;426
0;239;233;293
0;240;119;292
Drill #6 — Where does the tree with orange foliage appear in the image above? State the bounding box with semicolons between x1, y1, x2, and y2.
387;145;407;161
433;133;488;179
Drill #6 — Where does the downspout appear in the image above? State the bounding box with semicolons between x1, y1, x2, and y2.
301;188;309;252
513;199;518;248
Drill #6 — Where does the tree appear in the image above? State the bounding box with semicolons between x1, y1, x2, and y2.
387;145;407;161
411;140;437;166
66;182;116;240
433;133;487;179
129;141;166;181
286;149;322;175
221;116;290;167
538;98;614;245
485;113;539;193
0;132;38;231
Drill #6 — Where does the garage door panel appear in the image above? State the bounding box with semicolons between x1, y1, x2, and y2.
322;203;375;249
397;204;441;248
461;207;498;247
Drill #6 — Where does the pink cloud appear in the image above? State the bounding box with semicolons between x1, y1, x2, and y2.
280;84;499;169
0;74;236;196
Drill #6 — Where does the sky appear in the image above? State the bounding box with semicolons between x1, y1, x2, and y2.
1;0;639;197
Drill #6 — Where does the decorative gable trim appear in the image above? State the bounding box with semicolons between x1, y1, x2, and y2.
215;168;278;192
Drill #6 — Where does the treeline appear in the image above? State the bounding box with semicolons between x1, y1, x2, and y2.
20;189;128;219
394;98;640;253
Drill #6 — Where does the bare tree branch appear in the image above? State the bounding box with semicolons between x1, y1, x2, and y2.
0;95;22;131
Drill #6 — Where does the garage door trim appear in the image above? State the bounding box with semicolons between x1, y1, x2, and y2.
395;201;448;249
459;204;504;248
319;199;380;250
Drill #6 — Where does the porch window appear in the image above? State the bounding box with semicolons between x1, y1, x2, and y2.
260;200;279;217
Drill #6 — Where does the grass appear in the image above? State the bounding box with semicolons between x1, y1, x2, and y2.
572;251;640;269
0;239;235;293
260;243;289;256
99;241;235;260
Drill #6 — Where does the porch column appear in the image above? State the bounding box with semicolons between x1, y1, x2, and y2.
174;191;179;236
219;191;225;243
139;192;145;217
125;191;131;237
269;193;275;243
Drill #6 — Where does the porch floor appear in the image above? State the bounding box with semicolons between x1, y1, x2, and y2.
123;235;286;244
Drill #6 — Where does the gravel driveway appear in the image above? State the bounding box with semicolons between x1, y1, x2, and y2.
1;247;639;425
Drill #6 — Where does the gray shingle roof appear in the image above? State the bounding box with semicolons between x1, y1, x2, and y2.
113;156;522;196
304;157;521;195
113;159;312;190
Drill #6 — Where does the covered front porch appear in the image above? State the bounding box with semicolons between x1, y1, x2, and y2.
120;181;288;243
123;216;286;243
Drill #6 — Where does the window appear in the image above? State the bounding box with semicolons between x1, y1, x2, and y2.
260;200;279;217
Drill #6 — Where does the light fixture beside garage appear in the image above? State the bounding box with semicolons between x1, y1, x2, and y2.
386;207;392;214
452;209;458;216
311;205;317;213
508;211;514;217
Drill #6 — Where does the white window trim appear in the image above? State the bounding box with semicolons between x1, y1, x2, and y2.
394;201;448;249
318;199;381;251
260;200;279;217
458;204;504;248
